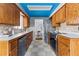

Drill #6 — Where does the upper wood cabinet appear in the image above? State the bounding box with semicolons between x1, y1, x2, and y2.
51;3;79;26
0;38;19;56
51;14;60;27
66;3;79;25
13;5;20;26
51;5;66;27
23;15;30;28
56;5;66;23
0;3;20;25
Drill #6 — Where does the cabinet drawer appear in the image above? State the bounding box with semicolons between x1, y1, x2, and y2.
58;47;70;56
58;42;70;56
9;48;17;56
58;35;70;46
9;39;17;44
9;39;17;51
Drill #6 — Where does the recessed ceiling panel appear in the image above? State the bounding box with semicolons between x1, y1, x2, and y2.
27;5;52;10
18;3;60;17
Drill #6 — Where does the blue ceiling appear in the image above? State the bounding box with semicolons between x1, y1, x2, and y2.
19;3;60;17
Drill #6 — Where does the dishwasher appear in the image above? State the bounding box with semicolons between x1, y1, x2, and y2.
18;35;26;56
50;33;57;51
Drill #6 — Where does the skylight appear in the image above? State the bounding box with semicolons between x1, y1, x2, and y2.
27;5;52;11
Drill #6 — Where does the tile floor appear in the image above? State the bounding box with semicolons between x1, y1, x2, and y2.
25;40;56;56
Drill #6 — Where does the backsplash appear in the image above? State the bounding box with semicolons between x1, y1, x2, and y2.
57;22;79;33
0;25;26;35
0;25;13;35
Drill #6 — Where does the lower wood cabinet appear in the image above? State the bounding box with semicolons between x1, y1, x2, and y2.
26;31;33;49
0;38;19;56
9;48;17;56
9;38;19;56
0;31;33;56
57;35;79;56
48;32;51;44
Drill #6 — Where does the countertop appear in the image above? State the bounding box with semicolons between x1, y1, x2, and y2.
58;33;79;38
49;30;79;38
0;27;33;41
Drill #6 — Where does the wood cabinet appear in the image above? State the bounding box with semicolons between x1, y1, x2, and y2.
0;41;9;56
57;35;70;56
23;15;30;28
48;32;51;44
13;5;20;26
51;3;79;26
66;3;79;25
56;5;66;23
26;31;33;49
0;38;19;56
51;5;66;27
51;14;60;27
57;35;79;56
0;4;10;24
0;3;20;25
9;38;19;56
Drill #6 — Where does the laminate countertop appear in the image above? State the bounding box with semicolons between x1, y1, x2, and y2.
58;33;79;38
0;27;33;41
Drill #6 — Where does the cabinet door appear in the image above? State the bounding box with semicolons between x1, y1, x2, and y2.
7;4;15;25
66;3;79;25
0;4;10;24
0;4;13;25
0;4;20;25
9;48;17;56
0;4;4;23
10;4;16;25
57;35;70;56
9;4;20;26
23;16;29;28
0;41;8;56
56;5;66;23
9;39;18;56
51;14;60;27
63;45;70;56
26;32;33;49
15;7;20;26
58;41;70;56
48;32;51;44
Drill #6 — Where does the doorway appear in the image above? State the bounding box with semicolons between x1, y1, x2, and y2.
34;19;44;41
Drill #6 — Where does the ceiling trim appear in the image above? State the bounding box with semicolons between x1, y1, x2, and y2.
49;3;65;18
